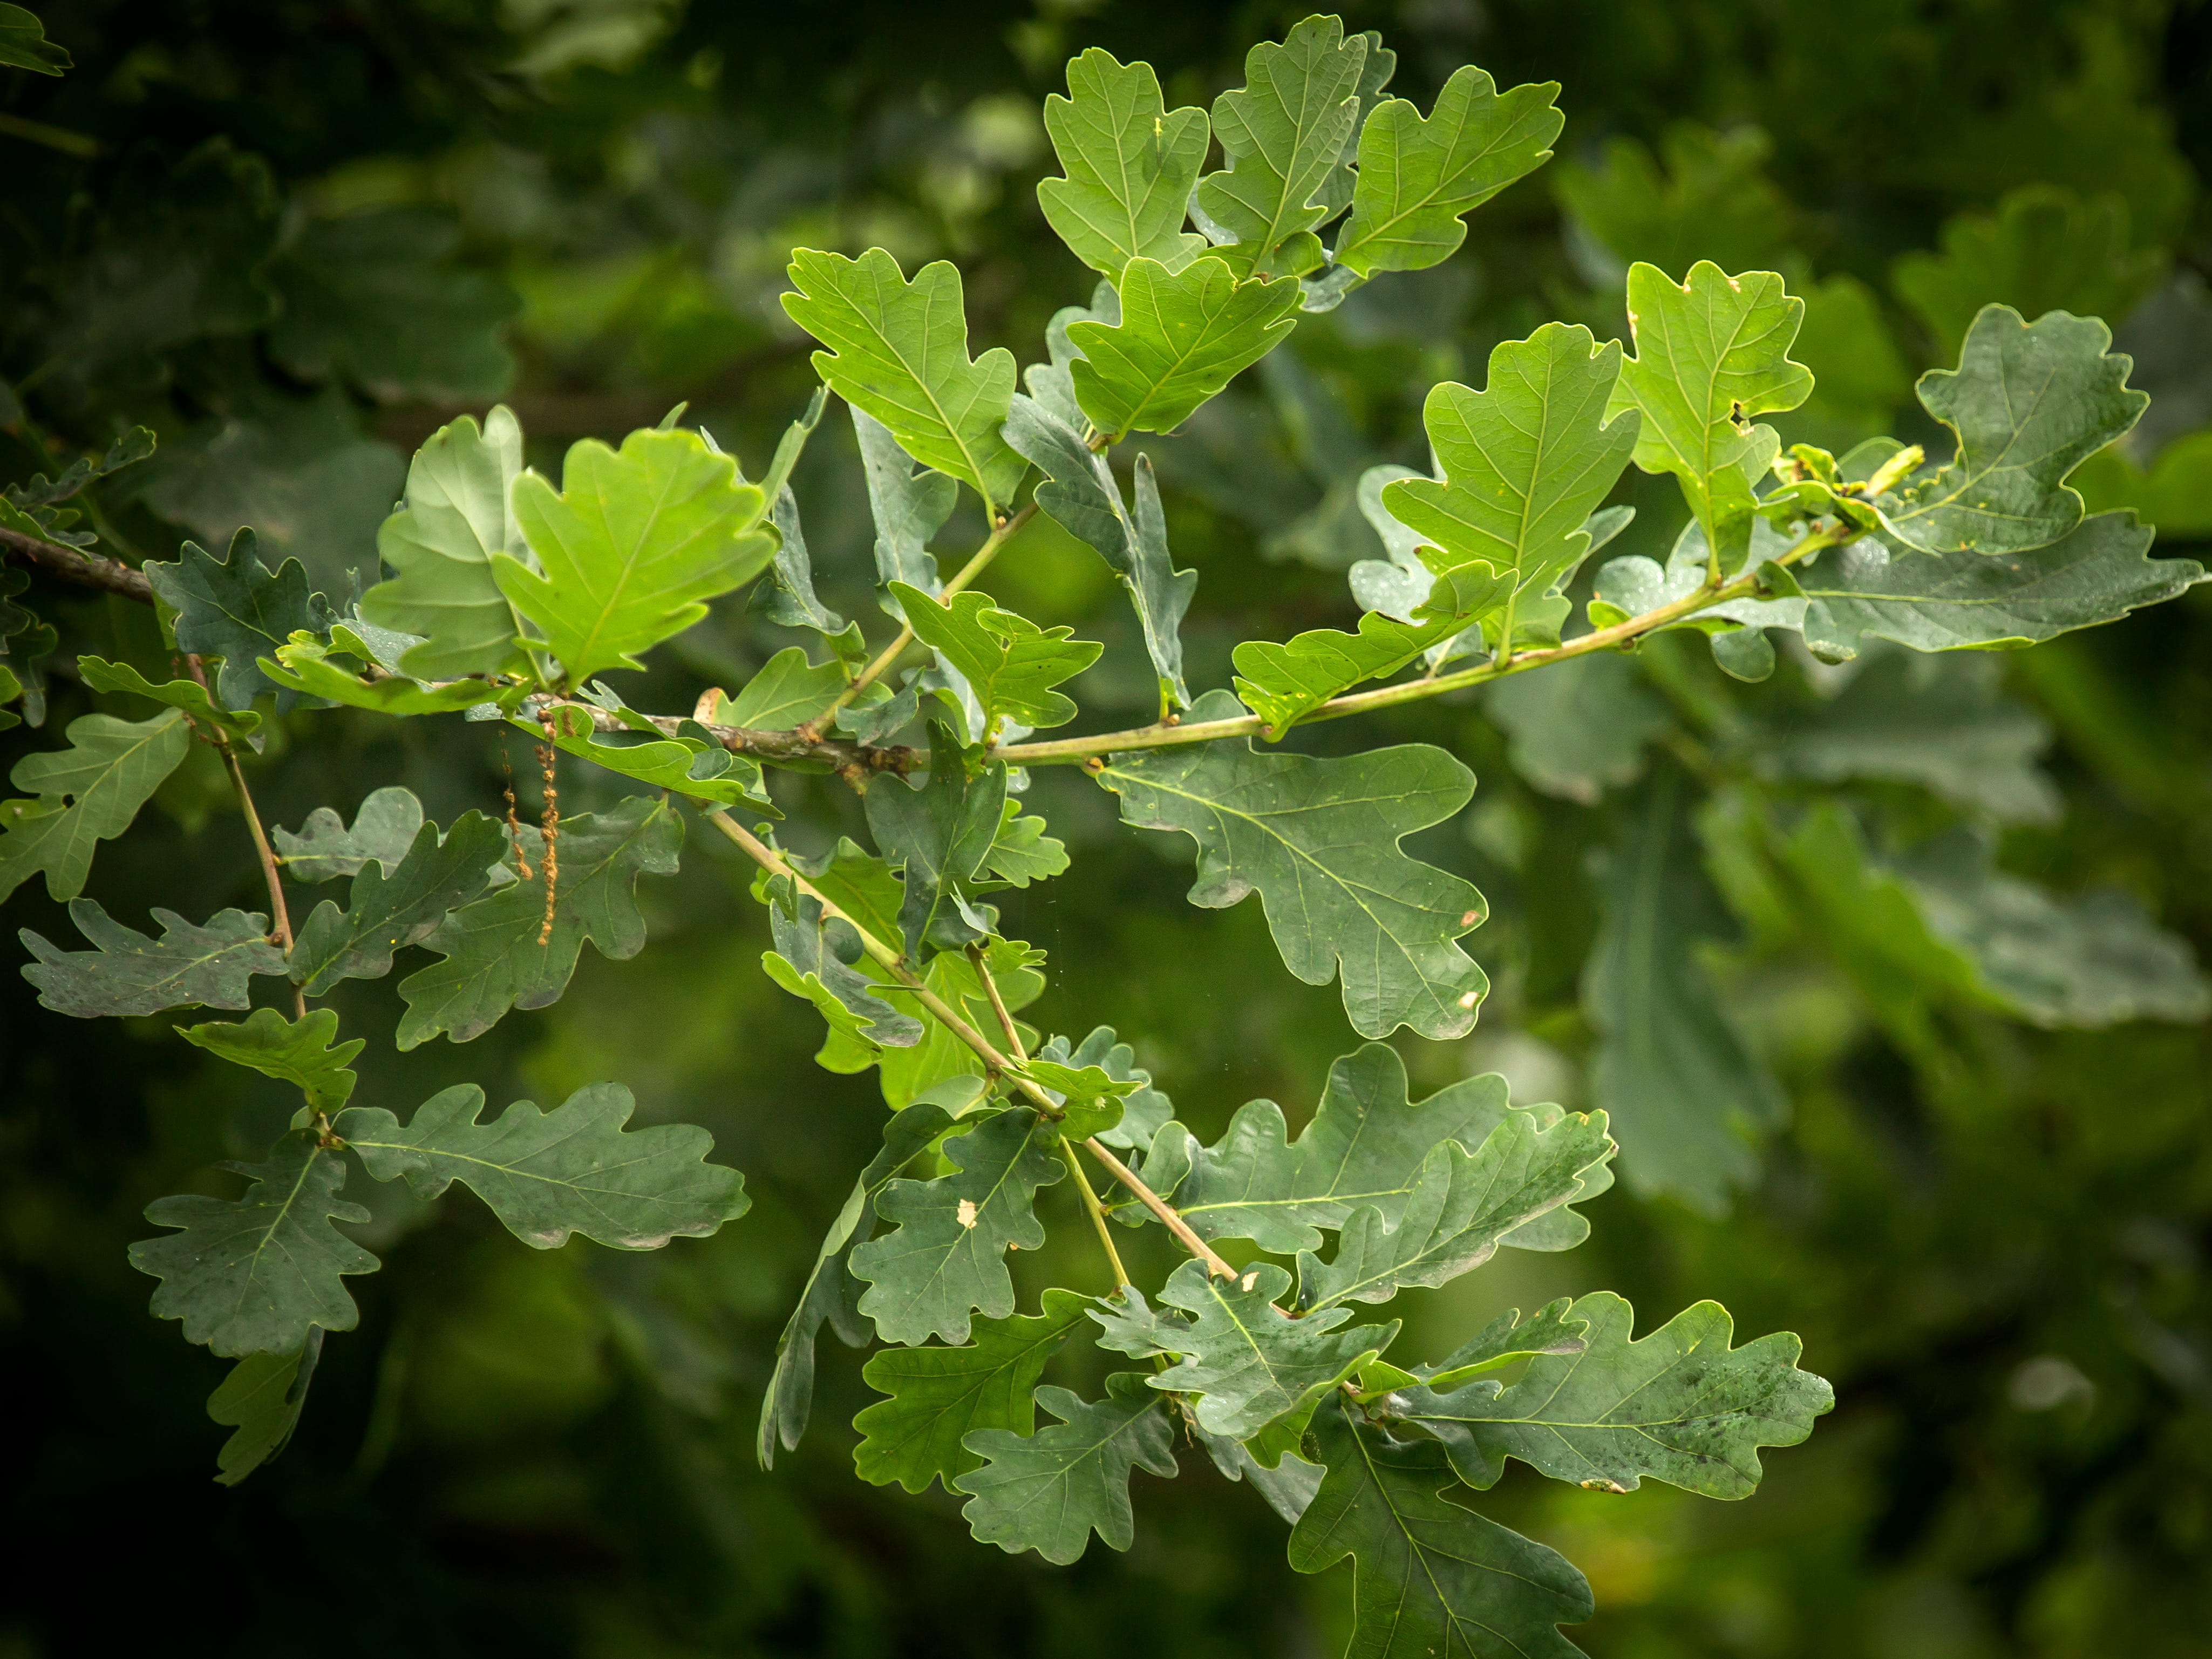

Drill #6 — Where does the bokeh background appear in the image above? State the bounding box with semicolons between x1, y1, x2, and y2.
5;2;2212;1655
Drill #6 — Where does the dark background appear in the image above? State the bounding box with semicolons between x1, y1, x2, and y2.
4;2;2211;1654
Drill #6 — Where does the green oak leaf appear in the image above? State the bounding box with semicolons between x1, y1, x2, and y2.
1415;1299;1591;1392
289;808;508;994
783;248;1026;514
1087;1284;1194;1357
0;4;72;73
1124;1042;1610;1254
179;1007;364;1114
335;1079;747;1249
759;1101;959;1468
1002;394;1196;709
0;709;190;904
1607;261;1812;574
1583;769;1785;1215
855;1288;1090;1493
761;881;924;1069
1870;305;2148;556
19;899;287;1017
872;938;1045;1109
954;1372;1178;1565
1288;1395;1592;1659
1099;689;1489;1041
76;655;261;738
1309;29;1395;222
1229;603;1493;739
1149;1257;1391;1440
1385;322;1640;648
1296;1109;1615;1312
756;481;865;664
209;1329;323;1486
890;583;1100;737
865;744;1008;958
1398;1292;1833;1498
527;701;770;812
1067;256;1302;437
495;426;774;683
128;1132;378;1357
979;798;1070;887
1194;16;1369;280
143;528;336;711
396;794;683;1048
1333;63;1563;277
716;645;848;730
1037;47;1210;277
358;406;535;678
273;787;424;882
1005;1056;1137;1141
849;1105;1066;1346
1035;1025;1170;1152
1023;279;1119;434
1199;1424;1326;1525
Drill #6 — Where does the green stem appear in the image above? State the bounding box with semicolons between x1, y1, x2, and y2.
1060;1139;1133;1290
183;654;306;1021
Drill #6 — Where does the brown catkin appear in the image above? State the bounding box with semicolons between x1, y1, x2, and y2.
499;736;534;881
535;715;559;946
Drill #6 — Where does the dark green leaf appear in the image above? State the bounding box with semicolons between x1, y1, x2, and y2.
855;1288;1090;1493
359;406;534;679
1099;689;1488;1040
76;655;261;738
144;528;336;711
209;1329;323;1486
755;482;865;663
1334;65;1563;277
864;746;1008;957
1288;1395;1592;1659
852;405;959;618
761;883;924;1068
1131;1043;1611;1254
0;709;190;903
1873;306;2146;556
273;787;424;883
1416;1299;1590;1391
496;427;775;683
1067;256;1302;437
289;809;508;994
20;899;287;1017
1151;1258;1390;1440
1399;1292;1833;1498
128;1133;378;1357
1087;1284;1194;1357
1036;47;1210;277
1036;1025;1170;1152
759;1101;958;1467
0;4;70;73
783;248;1026;514
179;1007;364;1114
396;795;683;1048
337;1080;746;1248
954;1372;1178;1564
850;1106;1065;1346
1296;1109;1614;1312
1199;1424;1325;1524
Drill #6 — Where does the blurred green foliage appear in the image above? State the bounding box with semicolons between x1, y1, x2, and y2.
4;1;2212;1654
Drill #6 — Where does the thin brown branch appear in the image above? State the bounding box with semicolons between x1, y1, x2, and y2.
0;525;154;603
1081;1137;1237;1279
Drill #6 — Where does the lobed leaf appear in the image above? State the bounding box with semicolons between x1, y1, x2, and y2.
850;1106;1065;1346
1288;1395;1592;1659
1151;1257;1391;1441
864;746;1008;958
761;882;924;1069
1334;64;1563;277
855;1288;1090;1493
495;426;774;683
784;249;1026;513
1067;256;1302;437
397;794;683;1048
1295;1109;1614;1312
209;1330;323;1486
273;786;424;882
179;1007;364;1114
1037;48;1210;276
290;809;508;994
336;1079;747;1249
890;583;1101;735
954;1372;1178;1565
21;899;287;1017
76;655;261;738
0;709;191;903
144;528;336;711
1099;690;1489;1040
359;406;533;678
128;1133;378;1357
